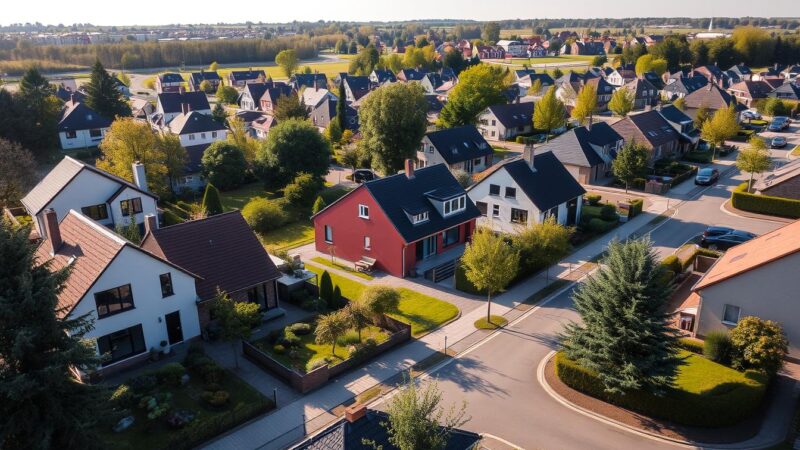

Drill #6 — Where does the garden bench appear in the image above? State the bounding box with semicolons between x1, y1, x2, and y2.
355;256;377;273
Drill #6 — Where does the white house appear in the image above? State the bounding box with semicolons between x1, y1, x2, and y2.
467;148;585;234
35;209;201;378
167;111;228;148
477;102;535;141
21;156;158;239
416;125;494;175
155;91;211;124
496;40;527;57
57;100;113;150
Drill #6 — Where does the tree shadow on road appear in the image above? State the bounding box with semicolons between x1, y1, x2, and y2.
435;357;511;397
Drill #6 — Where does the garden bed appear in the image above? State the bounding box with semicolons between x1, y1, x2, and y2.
99;348;273;450
310;256;374;280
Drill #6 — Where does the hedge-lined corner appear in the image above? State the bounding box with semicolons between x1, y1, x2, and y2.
670;165;698;187
554;351;769;428
678;337;705;354
732;182;800;219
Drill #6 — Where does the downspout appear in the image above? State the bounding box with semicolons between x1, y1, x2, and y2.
402;243;407;277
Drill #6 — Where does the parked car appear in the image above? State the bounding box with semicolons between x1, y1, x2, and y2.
771;136;788;148
700;229;757;250
742;109;762;120
694;168;720;186
768;116;790;132
352;169;376;184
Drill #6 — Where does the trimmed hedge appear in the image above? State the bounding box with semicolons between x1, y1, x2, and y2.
660;255;682;275
670;166;698;187
680;247;722;271
732;182;800;219
678;337;704;354
629;198;644;217
554;352;768;427
454;263;485;295
682;151;713;164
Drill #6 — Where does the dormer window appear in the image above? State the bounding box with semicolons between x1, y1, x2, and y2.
358;204;369;219
443;195;466;216
411;211;429;224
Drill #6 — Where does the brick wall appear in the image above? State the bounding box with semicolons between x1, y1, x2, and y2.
759;176;800;201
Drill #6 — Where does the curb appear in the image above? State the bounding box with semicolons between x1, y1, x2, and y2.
718;199;793;224
536;351;786;450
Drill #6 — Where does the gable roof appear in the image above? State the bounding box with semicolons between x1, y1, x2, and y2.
658;104;693;124
753;158;800;192
398;68;427;81
158;73;184;84
370;69;396;83
485;102;534;128
289;73;328;90
189;71;221;85
540;122;621;168
611;110;679;149
229;70;266;82
694;219;800;291
183;143;212;173
260;85;295;106
769;82;800;100
728;80;774;100
141;211;281;300
57;101;113;132
683;83;739;110
168;111;227;135
158;91;211;114
344;76;371;100
22;156;156;217
663;75;708;96
425;126;493;165
472;151;585;212
623;77;657;98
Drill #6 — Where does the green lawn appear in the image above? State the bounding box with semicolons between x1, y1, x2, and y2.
196;59;351;82
675;351;756;394
305;263;459;337
254;322;390;373
474;315;508;330
791;145;800;157
311;256;374;280
218;183;276;212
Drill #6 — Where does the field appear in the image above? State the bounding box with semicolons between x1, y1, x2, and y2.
500;27;709;39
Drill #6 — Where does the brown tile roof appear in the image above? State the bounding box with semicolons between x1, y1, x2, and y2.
694;219;800;290
728;80;774;100
141;211;281;300
611;110;678;149
684;83;737;110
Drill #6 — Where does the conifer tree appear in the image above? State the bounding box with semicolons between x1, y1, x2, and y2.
0;219;107;449
337;79;347;133
561;238;680;395
202;183;224;216
84;60;131;118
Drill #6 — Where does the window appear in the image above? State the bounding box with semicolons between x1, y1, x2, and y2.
120;197;143;217
188;134;195;141
212;131;217;138
492;204;500;217
358;204;369;219
505;187;516;199
491;131;496;137
96;324;146;366
442;196;466;217
159;273;174;298
411;211;429;224
722;304;741;325
94;284;135;318
81;204;109;221
489;184;500;196
511;208;528;224
491;119;496;126
442;227;460;247
364;236;371;250
324;225;333;243
201;133;206;139
66;130;77;139
476;201;487;216
89;128;103;138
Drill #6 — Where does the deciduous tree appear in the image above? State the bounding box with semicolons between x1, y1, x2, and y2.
534;86;566;141
211;291;255;368
461;227;519;322
97;118;169;194
737;137;771;191
612;141;649;192
314;310;349;356
275;49;299;77
608;87;634;117
257;118;331;184
571;84;598;126
201;142;247;191
0;138;36;208
701;103;740;159
438;64;507;127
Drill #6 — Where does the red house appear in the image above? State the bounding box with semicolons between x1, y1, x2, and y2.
313;161;480;281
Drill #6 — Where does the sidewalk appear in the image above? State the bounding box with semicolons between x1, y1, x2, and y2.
203;205;672;450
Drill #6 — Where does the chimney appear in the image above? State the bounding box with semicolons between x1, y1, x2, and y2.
186;103;192;113
144;214;158;234
181;103;188;115
345;403;367;423
69;93;75;104
404;159;415;179
132;161;148;192
523;143;536;170
179;86;185;94
43;209;62;255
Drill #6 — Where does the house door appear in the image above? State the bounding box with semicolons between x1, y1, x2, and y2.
415;235;438;261
165;311;184;345
566;198;579;226
464;159;474;173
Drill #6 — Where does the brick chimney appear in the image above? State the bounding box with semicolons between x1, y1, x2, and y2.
181;103;188;115
523;143;536;171
43;209;62;255
404;159;415;179
144;214;158;234
132;161;148;192
345;403;367;423
179;86;185;94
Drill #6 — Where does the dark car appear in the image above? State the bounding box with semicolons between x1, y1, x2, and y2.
700;229;757;251
768;117;790;132
352;169;376;184
771;136;788;148
694;168;720;186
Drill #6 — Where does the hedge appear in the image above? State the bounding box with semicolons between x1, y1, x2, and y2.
682;151;713;164
680;247;722;271
628;198;644;217
554;352;768;427
732;183;800;219
660;255;682;275
678;337;705;354
670;166;698;187
454;263;485;295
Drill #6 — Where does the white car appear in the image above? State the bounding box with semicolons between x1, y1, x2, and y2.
742;110;762;120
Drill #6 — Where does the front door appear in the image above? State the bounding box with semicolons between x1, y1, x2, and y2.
165;311;184;345
566;198;578;226
415;235;438;261
464;159;473;173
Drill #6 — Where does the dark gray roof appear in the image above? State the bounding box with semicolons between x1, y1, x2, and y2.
662;75;708;97
310;98;359;131
371;69;397;83
769;82;800;100
58;101;113;132
658;104;693;124
363;164;480;243
398;68;427;81
184;143;212;173
483;152;586;212
168;111;227;135
425;126;493;165
159;73;184;83
189;71;221;84
486;102;534;128
541;123;621;168
242;82;269;106
527;73;555;86
345;76;371;100
158;91;211;114
425;95;444;113
290;73;328;90
611;110;679;149
229;70;266;82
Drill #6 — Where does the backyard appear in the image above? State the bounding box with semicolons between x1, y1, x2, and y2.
305;262;459;337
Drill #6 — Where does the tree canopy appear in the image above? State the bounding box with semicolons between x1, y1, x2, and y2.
612;141;649;192
608;87;634;117
97;118;169;195
736;137;771;191
534;86;566;141
570;84;598;126
257;118;331;184
438;64;507;128
202;142;247;191
275;49;299;77
461;227;519;321
0;138;36;208
84;60;131;118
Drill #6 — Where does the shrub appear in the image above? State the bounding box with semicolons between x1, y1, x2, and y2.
273;344;286;354
185;355;213;373
311;195;327;215
308;359;328;371
554;352;768;427
155;363;187;387
242;198;291;233
284;173;322;207
234;301;262;329
200;361;226;384
454;262;485;295
587;218;615;233
279;329;301;347
682;151;713;164
128;374;158;394
629;198;644;217
201;390;230;407
660;255;682;275
319;270;334;306
600;204;618;221
731;188;800;219
704;331;733;365
287;322;312;335
729;316;789;375
110;384;136;408
678;337;704;354
586;194;601;206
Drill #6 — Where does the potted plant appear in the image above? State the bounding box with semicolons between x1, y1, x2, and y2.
160;340;169;356
149;347;160;361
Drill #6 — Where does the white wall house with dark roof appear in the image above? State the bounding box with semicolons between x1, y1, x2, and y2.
57;101;113;150
416;126;494;175
477;102;535;141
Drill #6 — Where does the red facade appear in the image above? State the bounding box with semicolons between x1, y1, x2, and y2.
313;185;475;278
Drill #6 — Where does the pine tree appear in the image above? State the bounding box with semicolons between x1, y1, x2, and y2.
312;195;327;215
561;238;680;395
202;183;224;216
319;270;334;306
273;94;308;121
0;219;107;449
84;60;131;118
336;79;347;133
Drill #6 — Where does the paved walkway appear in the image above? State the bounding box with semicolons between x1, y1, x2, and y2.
203;201;674;450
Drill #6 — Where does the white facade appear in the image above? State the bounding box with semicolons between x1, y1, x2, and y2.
69;243;200;369
467;166;583;234
415;136;492;175
496;40;527;57
59;127;108;150
177;129;227;148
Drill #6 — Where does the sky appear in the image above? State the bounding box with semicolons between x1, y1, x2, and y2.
1;0;799;27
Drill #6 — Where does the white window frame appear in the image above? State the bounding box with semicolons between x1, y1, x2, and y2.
358;204;369;219
364;236;371;250
324;225;333;243
492;204;500;218
722;304;741;326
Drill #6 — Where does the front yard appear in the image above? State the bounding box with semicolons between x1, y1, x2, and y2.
305;263;459;337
